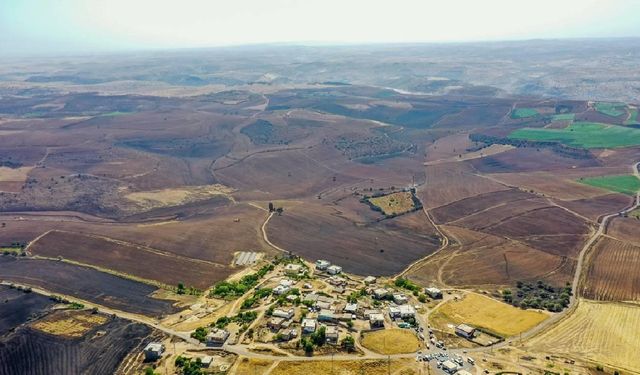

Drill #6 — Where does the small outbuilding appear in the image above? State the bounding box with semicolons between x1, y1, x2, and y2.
315;260;330;270
143;342;164;361
455;323;476;339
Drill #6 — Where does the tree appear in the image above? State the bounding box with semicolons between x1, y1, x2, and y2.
177;282;186;295
144;368;156;375
312;326;326;346
341;335;355;352
268;202;274;212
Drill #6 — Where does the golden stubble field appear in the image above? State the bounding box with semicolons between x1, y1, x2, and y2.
526;299;640;373
430;293;549;337
361;328;423;354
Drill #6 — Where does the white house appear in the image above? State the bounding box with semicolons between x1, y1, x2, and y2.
393;293;408;305
302;318;317;334
206;328;230;346
369;313;385;328
425;287;442;299
363;276;377;285
315;260;330;270
327;265;342;275
272;307;295;320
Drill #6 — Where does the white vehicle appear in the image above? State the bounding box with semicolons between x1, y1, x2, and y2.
468;357;475;365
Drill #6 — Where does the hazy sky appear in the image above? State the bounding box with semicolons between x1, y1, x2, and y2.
2;0;640;55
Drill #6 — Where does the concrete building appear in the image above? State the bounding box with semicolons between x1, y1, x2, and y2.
363;276;377;285
268;317;286;330
315;300;332;310
393;293;408;305
273;284;290;295
373;288;389;300
272;307;295;319
201;356;213;368
143;342;164;361
206;328;230;346
425;287;443;299
389;305;415;319
455;324;476;339
315;259;330;270
325;325;339;343
369;313;385;328
442;360;458;374
302;318;317;334
281;328;298;340
318;309;336;322
327;265;342;275
344;303;358;314
363;309;381;319
284;263;303;275
455;370;473;375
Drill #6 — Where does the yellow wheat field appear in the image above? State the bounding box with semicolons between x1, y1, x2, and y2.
526;300;640;373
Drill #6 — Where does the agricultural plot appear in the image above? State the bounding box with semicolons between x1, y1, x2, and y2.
29;230;230;289
526;300;640;374
407;223;574;288
469;147;600;173
0;257;178;317
31;310;108;338
0;314;156;375
508;122;640;148
267;203;440;276
582;237;640;302
578;174;640;195
421;162;509;209
624;108;639;125
551;113;575;121
0;286;54;336
361;329;422;354
431;293;549;338
510;108;539;119
366;191;418;216
594;102;626;117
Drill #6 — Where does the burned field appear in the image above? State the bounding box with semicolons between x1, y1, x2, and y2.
0;311;158;375
0;257;178;317
0;285;54;336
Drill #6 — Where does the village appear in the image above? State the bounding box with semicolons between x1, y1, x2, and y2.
138;255;515;375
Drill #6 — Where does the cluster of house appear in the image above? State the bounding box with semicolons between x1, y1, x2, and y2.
267;306;299;341
314;259;343;275
144;342;215;368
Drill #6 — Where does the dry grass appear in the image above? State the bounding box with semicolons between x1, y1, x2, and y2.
271;359;417;375
0;166;32;182
361;328;422;354
425;144;514;165
31;311;108;337
526;300;640;374
125;184;234;209
431;293;549;337
233;358;274;375
368;191;416;216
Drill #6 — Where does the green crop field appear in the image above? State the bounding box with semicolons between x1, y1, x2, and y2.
509;122;640;148
594;102;626;117
511;108;539;119
551;113;575;121
579;175;640;196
